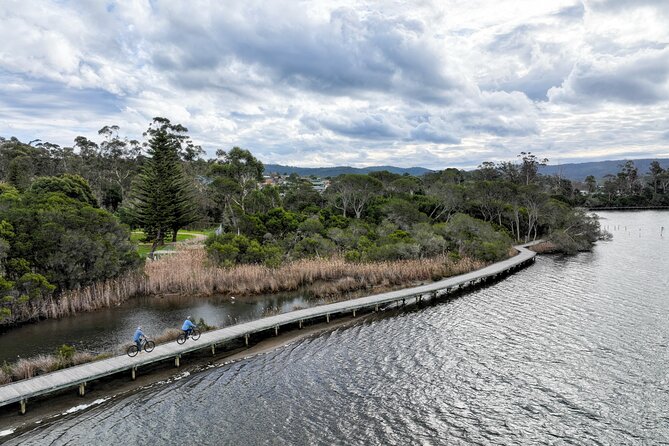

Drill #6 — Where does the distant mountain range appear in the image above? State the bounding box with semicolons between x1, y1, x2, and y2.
264;158;669;181
539;158;669;181
263;164;433;177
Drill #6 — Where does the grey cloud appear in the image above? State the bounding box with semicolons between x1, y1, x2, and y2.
484;19;580;100
554;2;586;18
319;114;404;140
589;0;669;13
147;5;466;103
550;49;669;104
409;123;460;144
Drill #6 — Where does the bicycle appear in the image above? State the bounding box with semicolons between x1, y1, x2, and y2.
127;337;156;357
176;328;201;344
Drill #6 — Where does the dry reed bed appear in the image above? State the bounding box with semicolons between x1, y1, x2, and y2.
144;249;487;298
529;241;558;254
8;248;490;324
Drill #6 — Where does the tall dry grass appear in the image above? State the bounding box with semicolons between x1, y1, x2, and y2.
5;247;491;326
143;249;487;298
529;241;558;253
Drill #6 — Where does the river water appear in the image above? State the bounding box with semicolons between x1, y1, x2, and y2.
0;291;317;362
3;211;669;445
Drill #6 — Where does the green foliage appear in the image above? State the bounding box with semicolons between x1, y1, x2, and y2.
205;233;283;267
439;213;512;262
29;174;98;207
57;344;76;364
0;175;142;324
293;235;336;259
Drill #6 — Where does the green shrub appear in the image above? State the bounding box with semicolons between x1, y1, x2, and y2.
57;344;76;365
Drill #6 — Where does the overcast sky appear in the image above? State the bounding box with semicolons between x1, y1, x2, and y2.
1;0;668;169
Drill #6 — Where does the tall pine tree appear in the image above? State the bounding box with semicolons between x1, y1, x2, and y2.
129;118;197;254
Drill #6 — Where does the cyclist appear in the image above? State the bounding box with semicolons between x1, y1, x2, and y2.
133;326;145;352
181;316;196;339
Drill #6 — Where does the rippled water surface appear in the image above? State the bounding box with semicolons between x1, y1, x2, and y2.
5;211;669;445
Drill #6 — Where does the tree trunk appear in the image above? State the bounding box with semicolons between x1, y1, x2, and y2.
149;229;163;260
172;228;178;242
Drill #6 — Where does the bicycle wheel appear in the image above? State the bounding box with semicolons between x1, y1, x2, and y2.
144;340;155;353
191;329;201;341
177;333;187;345
127;345;139;357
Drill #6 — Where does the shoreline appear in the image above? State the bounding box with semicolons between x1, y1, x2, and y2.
0;313;373;436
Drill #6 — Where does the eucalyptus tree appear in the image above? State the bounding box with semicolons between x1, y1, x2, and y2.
326;174;383;219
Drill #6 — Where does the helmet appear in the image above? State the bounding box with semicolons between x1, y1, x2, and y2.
137;326;142;330
187;316;192;320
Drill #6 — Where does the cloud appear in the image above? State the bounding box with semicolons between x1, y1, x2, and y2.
549;48;669;104
409;123;460;144
0;0;668;169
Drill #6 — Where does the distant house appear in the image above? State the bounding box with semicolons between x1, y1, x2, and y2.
309;178;330;193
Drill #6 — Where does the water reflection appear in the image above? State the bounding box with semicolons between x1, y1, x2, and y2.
0;291;318;362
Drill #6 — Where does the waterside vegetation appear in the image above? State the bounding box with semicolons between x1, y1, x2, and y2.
1;120;607;327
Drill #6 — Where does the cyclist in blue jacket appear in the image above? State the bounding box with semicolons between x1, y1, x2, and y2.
181;316;196;339
133;326;145;352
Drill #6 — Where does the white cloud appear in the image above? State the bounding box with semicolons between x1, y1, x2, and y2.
0;0;668;169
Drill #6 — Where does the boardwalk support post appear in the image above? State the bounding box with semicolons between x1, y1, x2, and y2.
275;326;279;336
211;344;216;356
353;309;356;317
131;366;137;380
78;382;86;397
299;320;303;329
19;399;26;415
175;355;181;368
245;334;249;346
326;314;330;323
375;304;379;312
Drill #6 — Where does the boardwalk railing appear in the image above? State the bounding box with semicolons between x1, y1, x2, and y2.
0;243;540;414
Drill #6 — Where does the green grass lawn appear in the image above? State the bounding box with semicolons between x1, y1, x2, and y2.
131;230;206;257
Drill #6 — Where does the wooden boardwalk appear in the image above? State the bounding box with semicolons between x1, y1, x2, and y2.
0;243;539;414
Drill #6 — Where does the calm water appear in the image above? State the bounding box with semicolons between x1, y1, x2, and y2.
0;291;317;362
4;211;669;445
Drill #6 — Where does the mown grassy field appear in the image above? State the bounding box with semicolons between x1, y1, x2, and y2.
131;230;206;257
